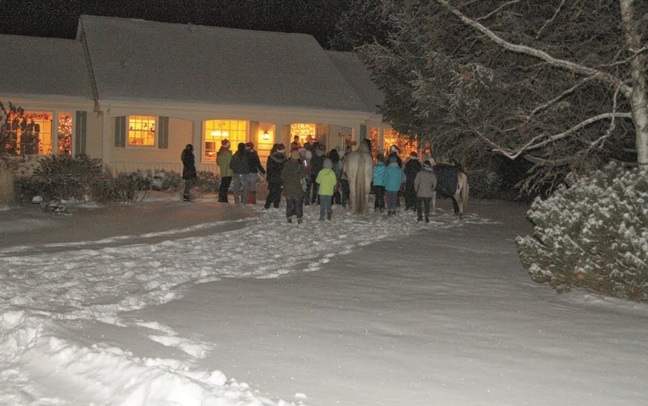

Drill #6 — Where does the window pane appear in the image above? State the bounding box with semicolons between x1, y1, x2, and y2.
290;123;316;147
3;110;52;155
128;116;156;146
58;112;72;155
203;120;248;161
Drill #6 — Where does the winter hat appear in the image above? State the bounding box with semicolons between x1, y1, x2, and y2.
276;143;285;152
410;151;418;158
221;139;230;147
423;159;432;167
324;159;333;169
245;142;254;149
390;145;400;153
290;150;301;160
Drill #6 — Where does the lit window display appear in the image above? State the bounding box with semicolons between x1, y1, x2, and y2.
204;120;247;161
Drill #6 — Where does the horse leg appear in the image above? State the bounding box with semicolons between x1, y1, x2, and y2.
454;190;463;218
432;192;436;214
451;195;460;216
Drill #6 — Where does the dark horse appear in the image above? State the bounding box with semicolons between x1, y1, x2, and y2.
432;164;469;218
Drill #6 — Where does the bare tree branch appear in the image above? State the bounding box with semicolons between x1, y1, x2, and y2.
435;0;632;98
536;0;567;39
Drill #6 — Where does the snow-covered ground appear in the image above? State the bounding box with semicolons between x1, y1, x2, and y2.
1;196;647;405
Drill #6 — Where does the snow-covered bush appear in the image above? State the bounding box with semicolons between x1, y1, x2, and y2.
112;171;153;202
15;154;110;204
516;162;648;302
196;170;220;193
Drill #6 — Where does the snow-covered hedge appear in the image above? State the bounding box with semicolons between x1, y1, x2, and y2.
516;162;648;302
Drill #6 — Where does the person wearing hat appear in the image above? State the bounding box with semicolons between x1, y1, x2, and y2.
264;143;286;209
245;142;266;204
403;151;422;211
414;159;436;223
388;145;403;168
281;149;308;224
229;142;250;204
384;154;404;216
180;144;197;201
216;139;233;202
315;158;337;221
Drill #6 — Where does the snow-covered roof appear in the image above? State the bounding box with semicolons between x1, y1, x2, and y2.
77;15;376;113
0;34;93;100
325;51;384;115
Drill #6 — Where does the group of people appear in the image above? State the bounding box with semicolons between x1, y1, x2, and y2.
181;137;344;224
181;139;440;224
371;145;437;222
265;136;343;224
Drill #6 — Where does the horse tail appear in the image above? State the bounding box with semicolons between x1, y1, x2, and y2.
459;171;469;212
354;155;367;214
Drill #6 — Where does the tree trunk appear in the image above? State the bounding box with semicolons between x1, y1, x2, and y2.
620;0;648;168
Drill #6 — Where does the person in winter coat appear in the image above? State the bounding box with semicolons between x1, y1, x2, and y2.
372;152;386;213
216;139;233;203
315;158;337;221
328;147;343;205
403;151;422;211
229;142;250;204
281;149;308;224
181;144;197;201
264;143;286;209
245;142;266;204
414;160;436;223
384;155;404;216
300;147;313;206
387;144;403;167
308;143;326;204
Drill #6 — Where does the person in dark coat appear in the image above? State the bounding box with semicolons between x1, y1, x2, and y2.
329;147;343;205
229;142;250;204
245;142;266;204
308;142;326;204
216;139;233;202
281;149;308;224
403;151;422;211
181;144;197;201
264;143;286;209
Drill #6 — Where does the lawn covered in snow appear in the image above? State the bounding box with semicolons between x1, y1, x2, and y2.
1;198;647;405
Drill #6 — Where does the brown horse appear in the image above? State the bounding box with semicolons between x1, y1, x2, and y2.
342;139;374;215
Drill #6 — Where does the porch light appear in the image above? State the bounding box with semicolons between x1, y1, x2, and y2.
263;130;270;140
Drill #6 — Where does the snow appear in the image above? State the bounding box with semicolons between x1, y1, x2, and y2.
1;195;647;406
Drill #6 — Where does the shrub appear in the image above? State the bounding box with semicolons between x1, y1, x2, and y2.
111;170;153;202
516;162;648;302
0;160;15;206
196;171;220;193
15;154;109;203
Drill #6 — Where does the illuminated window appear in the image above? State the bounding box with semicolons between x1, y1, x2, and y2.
57;113;72;155
204;120;247;161
290;123;316;146
368;127;381;158
2;110;52;155
383;128;415;158
128;116;156;146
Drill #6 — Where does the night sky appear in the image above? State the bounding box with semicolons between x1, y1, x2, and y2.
0;0;348;48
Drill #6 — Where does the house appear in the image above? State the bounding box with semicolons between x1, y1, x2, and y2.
0;15;408;174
